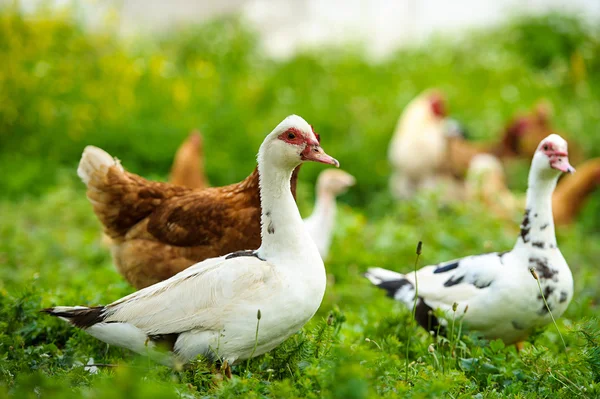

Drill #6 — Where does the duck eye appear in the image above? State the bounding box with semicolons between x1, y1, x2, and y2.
287;132;296;140
543;144;549;151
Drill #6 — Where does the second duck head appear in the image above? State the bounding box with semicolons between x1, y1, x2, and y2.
530;134;575;181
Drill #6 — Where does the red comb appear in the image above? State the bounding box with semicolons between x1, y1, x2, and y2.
508;117;529;136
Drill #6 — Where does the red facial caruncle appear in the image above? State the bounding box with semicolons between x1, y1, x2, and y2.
278;127;307;146
539;140;575;174
278;127;338;167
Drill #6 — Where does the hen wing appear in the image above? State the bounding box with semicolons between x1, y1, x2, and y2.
85;164;191;240
144;188;259;247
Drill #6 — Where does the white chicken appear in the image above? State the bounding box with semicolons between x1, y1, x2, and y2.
388;89;453;199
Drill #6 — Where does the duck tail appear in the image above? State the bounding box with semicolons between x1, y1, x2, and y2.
364;267;415;307
41;306;106;328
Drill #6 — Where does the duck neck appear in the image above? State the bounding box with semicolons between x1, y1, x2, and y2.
514;171;559;250
312;188;336;231
256;159;316;259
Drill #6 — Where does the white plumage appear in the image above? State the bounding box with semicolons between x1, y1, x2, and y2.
304;169;355;259
44;115;339;367
388;89;451;199
367;134;575;344
77;146;122;185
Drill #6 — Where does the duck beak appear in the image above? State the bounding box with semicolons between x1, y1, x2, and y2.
301;144;339;167
551;155;575;174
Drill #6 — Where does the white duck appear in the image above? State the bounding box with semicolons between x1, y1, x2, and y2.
304;169;356;259
366;134;575;345
43;115;339;374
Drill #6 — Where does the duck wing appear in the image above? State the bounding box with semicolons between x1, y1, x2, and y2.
103;253;273;335
409;251;508;309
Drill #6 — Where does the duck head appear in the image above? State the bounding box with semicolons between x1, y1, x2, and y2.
531;134;575;179
260;115;339;169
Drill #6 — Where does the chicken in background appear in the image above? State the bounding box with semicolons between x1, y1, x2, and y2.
446;102;565;179
447;102;550;179
169;130;208;189
304;169;356;259
446;128;518;180
465;154;600;226
388;89;455;199
390;96;583;200
498;101;583;164
508;101;556;159
78;146;301;289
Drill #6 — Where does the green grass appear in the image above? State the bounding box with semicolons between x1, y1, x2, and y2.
1;5;600;398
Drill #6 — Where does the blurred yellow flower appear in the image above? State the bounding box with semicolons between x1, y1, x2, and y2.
172;79;190;108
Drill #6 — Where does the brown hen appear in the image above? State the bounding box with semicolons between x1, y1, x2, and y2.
508;101;583;162
78;146;300;289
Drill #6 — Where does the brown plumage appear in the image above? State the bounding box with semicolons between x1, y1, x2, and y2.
500;101;583;163
553;158;600;226
78;146;300;289
169;130;208;189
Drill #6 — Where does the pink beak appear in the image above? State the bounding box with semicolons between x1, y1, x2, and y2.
551;155;575;174
301;144;339;167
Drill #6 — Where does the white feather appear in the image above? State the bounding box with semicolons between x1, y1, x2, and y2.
77;145;122;185
388;90;448;199
364;267;404;285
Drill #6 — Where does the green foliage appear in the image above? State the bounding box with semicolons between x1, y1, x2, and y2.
2;5;600;204
1;4;600;398
503;13;598;70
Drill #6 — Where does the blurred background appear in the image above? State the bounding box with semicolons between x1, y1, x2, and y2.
10;0;600;58
2;0;600;212
2;1;600;397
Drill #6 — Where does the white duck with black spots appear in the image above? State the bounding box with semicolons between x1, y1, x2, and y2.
366;134;574;344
